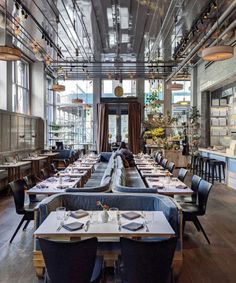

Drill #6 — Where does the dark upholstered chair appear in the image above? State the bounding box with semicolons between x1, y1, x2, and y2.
155;153;163;165
40;168;52;180
9;179;37;243
23;174;45;202
167;162;175;174
119;237;177;283
181;179;213;244
39;237;103;283
161;158;168;169
177;168;188;182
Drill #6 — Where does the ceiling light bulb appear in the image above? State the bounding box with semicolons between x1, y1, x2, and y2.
14;25;21;36
32;44;39;54
45;56;51;65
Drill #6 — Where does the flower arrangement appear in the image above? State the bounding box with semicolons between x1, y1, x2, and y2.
143;127;165;139
96;201;109;210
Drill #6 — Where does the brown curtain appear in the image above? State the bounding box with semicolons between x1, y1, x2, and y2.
128;102;141;154
97;103;109;153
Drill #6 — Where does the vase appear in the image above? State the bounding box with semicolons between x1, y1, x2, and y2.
101;209;109;223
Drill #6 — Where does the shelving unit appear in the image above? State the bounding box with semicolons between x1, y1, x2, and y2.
48;124;75;148
210;96;230;146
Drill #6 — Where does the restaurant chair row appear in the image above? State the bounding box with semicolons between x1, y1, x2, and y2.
39;236;177;283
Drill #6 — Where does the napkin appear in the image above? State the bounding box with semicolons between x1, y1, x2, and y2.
176;184;188;189
121;212;141;220
71;210;89;219
149;178;159;182
122;222;144;231
62;222;84;231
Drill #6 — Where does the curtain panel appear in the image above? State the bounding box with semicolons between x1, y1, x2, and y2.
97;103;109;153
128;102;141;154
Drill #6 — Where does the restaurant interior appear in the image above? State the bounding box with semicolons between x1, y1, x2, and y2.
1;0;236;282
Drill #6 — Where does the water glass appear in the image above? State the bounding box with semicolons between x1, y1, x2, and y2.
143;211;154;224
109;207;119;222
56;207;66;220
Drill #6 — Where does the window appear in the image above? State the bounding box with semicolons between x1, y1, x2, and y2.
144;80;164;120
50;80;93;147
12;61;29;114
102;79;136;97
171;81;191;119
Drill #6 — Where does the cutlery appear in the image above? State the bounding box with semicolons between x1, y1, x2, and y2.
143;220;149;232
57;221;64;231
84;220;90;232
118;221;122;231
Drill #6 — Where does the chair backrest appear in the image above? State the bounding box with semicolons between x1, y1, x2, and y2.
120;237;177;283
198;179;213;215
177;168;188;182
167;162;175;174
39;237;98;283
50;163;58;173
9;179;26;214
155;153;162;164
161;158;168;169
41;168;51;179
191;175;201;193
23;174;37;189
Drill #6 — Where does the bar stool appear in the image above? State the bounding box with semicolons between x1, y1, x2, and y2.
207;159;226;184
193;155;202;175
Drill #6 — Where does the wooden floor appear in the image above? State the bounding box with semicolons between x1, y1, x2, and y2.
1;180;236;283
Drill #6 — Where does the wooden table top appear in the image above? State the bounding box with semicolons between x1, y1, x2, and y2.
145;177;193;196
34;211;175;238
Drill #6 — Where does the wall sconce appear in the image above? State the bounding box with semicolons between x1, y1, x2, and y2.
19;134;25;138
32;134;36;138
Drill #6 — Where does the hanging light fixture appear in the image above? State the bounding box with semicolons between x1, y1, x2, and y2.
202;45;234;61
176;81;190;106
0;0;21;61
201;0;234;62
52;83;65;92
167;82;183;91
52;41;65;92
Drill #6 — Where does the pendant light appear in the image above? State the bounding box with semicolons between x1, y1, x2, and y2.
201;1;234;62
177;81;190;106
52;42;65;92
167;82;183;91
202;45;233;61
0;0;21;61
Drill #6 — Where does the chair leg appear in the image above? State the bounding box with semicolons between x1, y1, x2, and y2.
10;216;26;243
23;220;30;231
192;217;201;232
195;217;211;244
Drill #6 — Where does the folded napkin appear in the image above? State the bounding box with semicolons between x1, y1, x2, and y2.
149;178;159;182
153;184;164;189
56;185;68;189
121;212;141;220
62;222;84;231
71;210;89;219
122;222;144;231
47;177;57;182
176;184;188;189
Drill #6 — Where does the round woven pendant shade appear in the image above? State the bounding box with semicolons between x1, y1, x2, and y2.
167;82;183;91
0;46;21;61
52;83;65;92
202;45;234;61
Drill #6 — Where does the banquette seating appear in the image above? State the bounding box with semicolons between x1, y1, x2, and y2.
112;155;158;194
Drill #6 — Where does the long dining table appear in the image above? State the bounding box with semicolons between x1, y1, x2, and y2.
27;176;81;196
145;177;193;196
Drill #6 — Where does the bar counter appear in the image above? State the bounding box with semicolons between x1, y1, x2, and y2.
198;148;236;189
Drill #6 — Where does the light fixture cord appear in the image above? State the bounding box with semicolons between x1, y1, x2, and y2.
4;0;7;44
216;0;219;46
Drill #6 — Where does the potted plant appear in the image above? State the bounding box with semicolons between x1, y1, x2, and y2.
146;89;161;120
